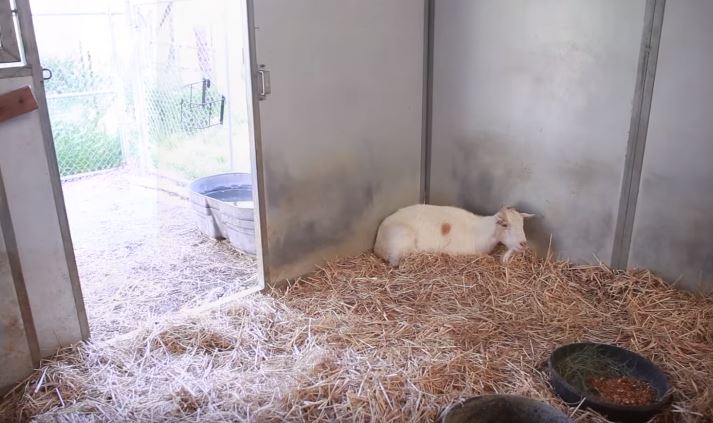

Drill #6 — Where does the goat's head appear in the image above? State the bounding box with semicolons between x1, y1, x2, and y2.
495;207;535;253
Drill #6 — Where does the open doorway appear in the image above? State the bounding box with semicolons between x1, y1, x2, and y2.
30;0;259;341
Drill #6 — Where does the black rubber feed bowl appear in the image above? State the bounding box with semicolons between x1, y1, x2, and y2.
440;395;572;423
548;343;671;422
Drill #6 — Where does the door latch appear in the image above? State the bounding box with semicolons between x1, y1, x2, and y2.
257;65;270;100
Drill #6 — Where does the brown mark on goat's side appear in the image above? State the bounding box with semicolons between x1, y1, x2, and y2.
441;222;451;236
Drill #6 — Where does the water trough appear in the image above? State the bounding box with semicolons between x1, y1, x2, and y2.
189;172;256;255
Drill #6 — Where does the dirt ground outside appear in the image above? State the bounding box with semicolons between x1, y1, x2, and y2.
62;170;258;341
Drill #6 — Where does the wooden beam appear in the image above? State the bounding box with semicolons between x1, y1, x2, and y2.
0;86;38;124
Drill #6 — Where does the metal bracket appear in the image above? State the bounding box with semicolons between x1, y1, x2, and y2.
179;78;226;131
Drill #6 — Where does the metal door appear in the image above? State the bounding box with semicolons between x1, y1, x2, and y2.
0;0;87;393
246;0;427;285
0;173;38;394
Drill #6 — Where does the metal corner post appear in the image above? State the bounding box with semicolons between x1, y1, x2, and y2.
611;0;666;269
420;0;434;204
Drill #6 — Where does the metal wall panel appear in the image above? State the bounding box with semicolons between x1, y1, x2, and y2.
252;1;425;283
430;0;646;263
0;209;35;394
628;1;713;292
0;76;85;355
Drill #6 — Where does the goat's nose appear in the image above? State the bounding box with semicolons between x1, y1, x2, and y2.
520;241;528;249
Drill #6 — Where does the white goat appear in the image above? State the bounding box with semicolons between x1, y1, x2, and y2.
373;204;534;267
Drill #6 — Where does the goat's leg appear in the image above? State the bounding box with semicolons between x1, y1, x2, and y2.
502;249;515;263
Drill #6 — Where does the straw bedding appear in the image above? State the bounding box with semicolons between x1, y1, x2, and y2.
2;251;712;422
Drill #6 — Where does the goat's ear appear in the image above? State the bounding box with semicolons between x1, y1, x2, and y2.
496;208;508;225
520;212;535;219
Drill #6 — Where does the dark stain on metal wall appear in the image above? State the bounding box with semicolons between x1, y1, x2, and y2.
251;1;425;284
435;137;620;263
0;233;35;393
261;152;418;280
264;157;378;267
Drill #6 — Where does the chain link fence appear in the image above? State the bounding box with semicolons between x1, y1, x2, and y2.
33;10;126;177
130;0;234;181
32;0;247;181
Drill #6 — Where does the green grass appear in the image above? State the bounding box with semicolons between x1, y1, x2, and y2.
52;119;122;177
42;55;230;179
43;55;123;177
152;126;231;181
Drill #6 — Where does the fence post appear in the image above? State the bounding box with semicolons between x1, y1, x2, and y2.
126;0;152;176
108;5;129;170
223;11;235;171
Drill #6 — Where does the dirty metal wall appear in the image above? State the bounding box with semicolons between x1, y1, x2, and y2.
628;1;713;292
0;76;87;356
429;0;647;263
253;0;425;282
0;197;36;394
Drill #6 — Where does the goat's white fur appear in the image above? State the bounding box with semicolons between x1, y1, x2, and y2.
374;204;533;267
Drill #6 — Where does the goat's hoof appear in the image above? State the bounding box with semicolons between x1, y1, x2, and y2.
502;250;514;263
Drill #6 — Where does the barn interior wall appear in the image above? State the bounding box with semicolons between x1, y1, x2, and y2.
429;0;647;265
428;0;712;292
3;3;711;366
3;0;712;398
627;1;713;292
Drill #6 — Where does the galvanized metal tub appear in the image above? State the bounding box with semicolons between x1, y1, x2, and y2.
189;173;256;255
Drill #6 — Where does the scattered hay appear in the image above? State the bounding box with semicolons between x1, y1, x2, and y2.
1;251;712;422
61;170;258;341
151;327;235;354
